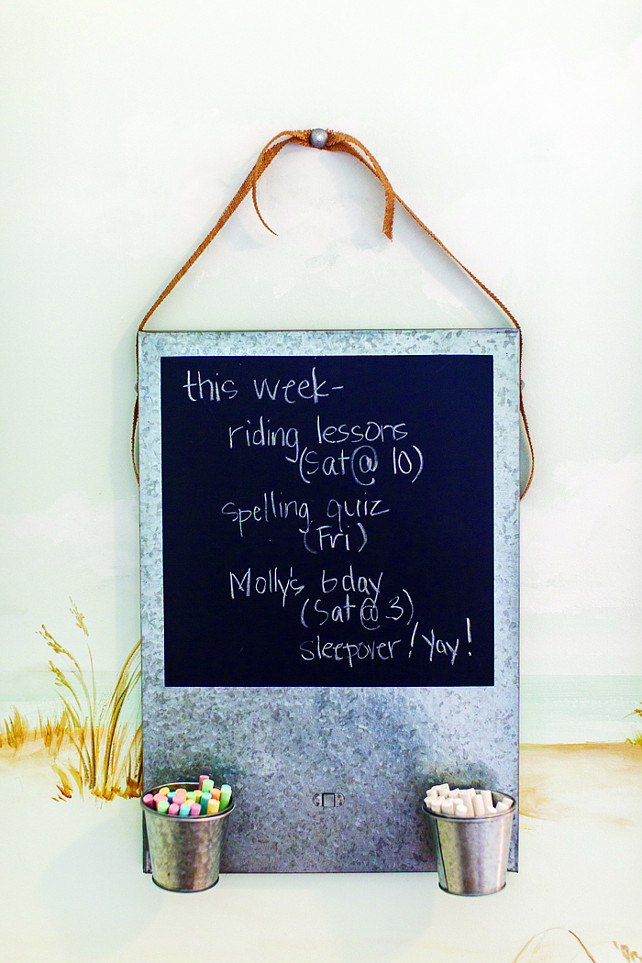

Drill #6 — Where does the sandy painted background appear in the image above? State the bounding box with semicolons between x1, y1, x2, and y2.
1;1;641;960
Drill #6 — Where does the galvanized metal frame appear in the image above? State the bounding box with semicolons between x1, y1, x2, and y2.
139;328;520;873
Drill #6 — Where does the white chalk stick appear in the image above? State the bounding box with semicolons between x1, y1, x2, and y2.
436;783;450;797
463;789;477;809
441;798;455;816
455;804;468;817
480;790;493;808
496;799;512;812
430;797;443;814
472;794;486;817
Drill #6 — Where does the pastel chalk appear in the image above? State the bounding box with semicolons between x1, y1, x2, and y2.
179;803;191;817
211;787;221;801
143;794;155;808
168;803;180;816
219;784;232;811
201;779;214;794
158;786;170;796
200;792;211;815
174;788;187;803
198;774;210;790
190;803;201;817
157;798;170;814
207;798;220;815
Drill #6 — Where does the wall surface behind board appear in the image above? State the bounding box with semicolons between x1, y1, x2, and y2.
1;1;641;961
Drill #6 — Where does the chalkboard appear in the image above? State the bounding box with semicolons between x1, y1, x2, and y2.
160;352;494;687
139;329;521;875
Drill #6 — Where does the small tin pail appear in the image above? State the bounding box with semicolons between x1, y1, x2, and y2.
423;791;515;896
142;782;234;892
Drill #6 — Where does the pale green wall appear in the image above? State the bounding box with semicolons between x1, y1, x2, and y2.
3;1;641;678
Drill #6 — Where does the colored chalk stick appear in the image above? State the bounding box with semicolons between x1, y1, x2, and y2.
143;779;236;818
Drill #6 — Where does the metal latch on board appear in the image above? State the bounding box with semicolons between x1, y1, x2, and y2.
313;793;345;808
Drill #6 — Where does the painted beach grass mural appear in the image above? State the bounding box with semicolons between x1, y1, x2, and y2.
626;703;642;749
1;599;641;960
1;599;641;806
512;928;642;962
0;600;142;801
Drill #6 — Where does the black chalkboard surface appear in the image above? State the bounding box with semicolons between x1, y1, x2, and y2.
160;350;494;687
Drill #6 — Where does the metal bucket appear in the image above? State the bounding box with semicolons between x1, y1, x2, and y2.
142;782;234;892
423;791;515;896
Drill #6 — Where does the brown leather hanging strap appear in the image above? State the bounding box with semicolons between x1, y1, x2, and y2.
132;127;534;495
